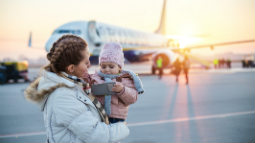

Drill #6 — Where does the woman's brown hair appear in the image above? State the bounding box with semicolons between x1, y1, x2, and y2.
45;34;88;73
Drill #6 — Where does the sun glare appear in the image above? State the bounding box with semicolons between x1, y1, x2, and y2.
178;36;202;48
167;35;202;49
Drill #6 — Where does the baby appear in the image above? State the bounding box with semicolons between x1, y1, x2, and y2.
91;43;144;123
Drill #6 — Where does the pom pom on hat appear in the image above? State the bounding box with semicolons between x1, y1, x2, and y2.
99;43;124;68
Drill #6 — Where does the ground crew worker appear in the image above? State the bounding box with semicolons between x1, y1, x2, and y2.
172;58;181;83
182;56;190;84
226;59;232;69
156;56;163;79
213;59;219;69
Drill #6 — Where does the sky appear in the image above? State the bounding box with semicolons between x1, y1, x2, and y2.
0;0;254;60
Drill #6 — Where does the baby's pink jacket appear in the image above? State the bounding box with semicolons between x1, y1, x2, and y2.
91;73;138;119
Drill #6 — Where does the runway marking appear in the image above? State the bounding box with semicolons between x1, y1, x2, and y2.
0;131;46;138
128;111;255;127
207;68;255;73
0;111;254;138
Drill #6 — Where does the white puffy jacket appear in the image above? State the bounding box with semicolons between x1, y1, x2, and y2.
25;71;129;143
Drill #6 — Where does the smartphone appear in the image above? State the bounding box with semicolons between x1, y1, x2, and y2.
91;82;116;95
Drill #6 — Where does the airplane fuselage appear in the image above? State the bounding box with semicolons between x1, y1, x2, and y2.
45;20;174;64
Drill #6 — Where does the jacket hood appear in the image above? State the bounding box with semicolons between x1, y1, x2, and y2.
24;70;75;103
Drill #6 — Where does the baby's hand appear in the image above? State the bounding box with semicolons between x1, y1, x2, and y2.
112;82;124;93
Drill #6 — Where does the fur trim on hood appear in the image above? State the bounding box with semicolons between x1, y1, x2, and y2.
24;77;69;103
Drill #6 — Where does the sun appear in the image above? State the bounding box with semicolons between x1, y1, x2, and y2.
178;36;202;48
167;35;202;49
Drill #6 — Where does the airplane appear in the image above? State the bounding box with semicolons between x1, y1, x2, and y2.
44;0;179;67
43;0;255;74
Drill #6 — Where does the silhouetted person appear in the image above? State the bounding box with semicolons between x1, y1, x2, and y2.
220;58;226;68
241;59;246;68
226;59;231;69
223;58;226;68
248;60;254;68
172;58;181;83
219;58;226;68
219;59;222;68
182;56;190;84
242;59;249;68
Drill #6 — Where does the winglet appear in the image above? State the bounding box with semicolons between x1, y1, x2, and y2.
155;0;167;35
28;32;32;48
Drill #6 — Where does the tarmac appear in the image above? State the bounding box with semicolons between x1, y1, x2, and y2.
0;63;254;143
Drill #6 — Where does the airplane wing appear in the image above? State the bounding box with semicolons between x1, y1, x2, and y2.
170;39;255;68
173;39;255;52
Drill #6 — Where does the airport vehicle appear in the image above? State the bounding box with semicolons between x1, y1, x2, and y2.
0;61;29;84
42;0;254;74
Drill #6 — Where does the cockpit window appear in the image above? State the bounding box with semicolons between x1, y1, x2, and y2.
53;29;81;35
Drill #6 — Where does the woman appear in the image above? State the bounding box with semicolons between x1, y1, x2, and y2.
24;35;129;143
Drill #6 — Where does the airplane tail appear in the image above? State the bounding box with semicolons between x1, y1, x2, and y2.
28;32;32;48
155;0;167;35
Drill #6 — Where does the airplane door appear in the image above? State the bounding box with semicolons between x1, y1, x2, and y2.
88;21;102;55
88;21;102;46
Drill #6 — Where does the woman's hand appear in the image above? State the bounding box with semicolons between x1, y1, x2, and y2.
112;82;124;93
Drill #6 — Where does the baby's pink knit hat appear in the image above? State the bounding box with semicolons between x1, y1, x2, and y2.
99;43;124;68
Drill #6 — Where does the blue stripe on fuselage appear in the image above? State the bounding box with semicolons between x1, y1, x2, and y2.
123;50;140;62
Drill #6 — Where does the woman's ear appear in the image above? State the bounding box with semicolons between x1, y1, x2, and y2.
66;64;75;74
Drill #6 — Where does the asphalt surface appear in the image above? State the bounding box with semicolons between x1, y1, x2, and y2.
0;68;254;143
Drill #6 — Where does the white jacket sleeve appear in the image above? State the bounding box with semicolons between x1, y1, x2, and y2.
52;88;129;143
